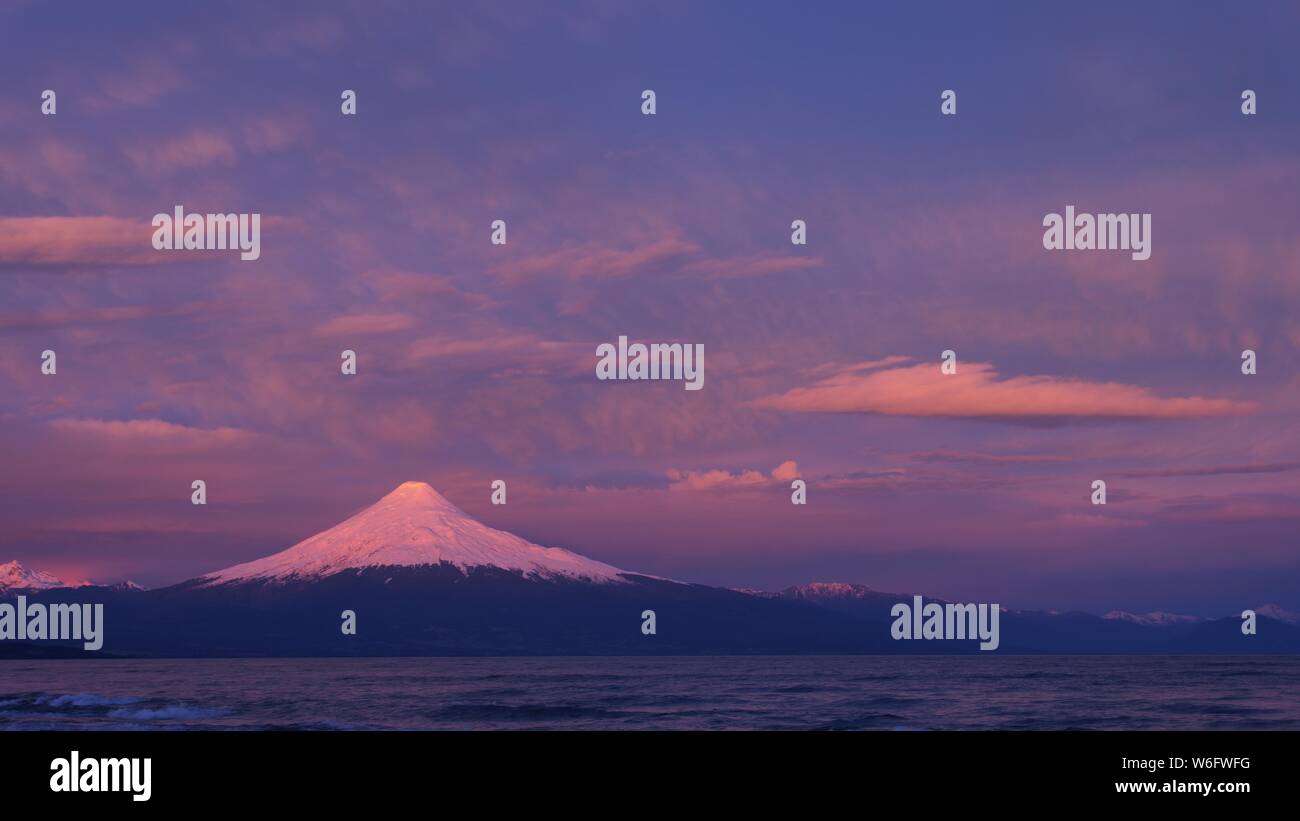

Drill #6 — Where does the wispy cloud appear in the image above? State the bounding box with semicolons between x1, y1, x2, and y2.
755;360;1256;423
1119;462;1300;479
497;237;821;282
122;128;238;175
0;216;158;266
313;312;415;337
666;460;800;491
902;448;1071;465
48;418;259;451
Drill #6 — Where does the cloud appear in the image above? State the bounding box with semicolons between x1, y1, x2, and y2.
1159;494;1300;523
754;360;1257;423
401;333;588;375
903;449;1069;465
0;214;297;269
666;461;799;491
123;128;238;174
0;216;158;266
497;237;821;282
48;418;259;452
681;253;822;279
808;356;911;376
771;460;801;481
313;312;415;337
1119;462;1300;479
0;302;210;332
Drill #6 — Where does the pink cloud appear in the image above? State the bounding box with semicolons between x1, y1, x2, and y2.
313;312;415;337
681;253;822;279
755;359;1257;421
123;128;238;174
48;418;259;452
0;216;159;266
771;460;801;481
401;333;588;374
666;461;800;491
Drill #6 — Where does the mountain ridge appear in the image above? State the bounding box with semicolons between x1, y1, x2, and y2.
2;483;1297;656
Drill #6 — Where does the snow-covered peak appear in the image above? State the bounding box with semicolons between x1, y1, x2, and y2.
0;560;66;592
730;587;777;598
1253;603;1300;624
1103;610;1204;626
386;480;463;511
202;481;628;585
783;582;875;600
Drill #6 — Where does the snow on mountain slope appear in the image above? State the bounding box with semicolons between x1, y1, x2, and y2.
0;560;67;592
202;481;628;585
1103;610;1204;626
1254;603;1300;624
783;582;876;600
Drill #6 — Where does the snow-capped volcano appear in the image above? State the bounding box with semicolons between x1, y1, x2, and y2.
202;481;627;585
0;560;66;592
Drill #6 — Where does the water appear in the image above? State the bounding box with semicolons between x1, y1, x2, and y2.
1;655;1296;730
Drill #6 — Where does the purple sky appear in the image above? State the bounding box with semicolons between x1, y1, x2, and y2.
1;1;1298;615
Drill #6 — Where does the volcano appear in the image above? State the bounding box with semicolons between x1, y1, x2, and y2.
202;481;626;585
33;481;876;657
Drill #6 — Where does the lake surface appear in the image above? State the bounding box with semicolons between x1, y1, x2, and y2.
1;655;1296;730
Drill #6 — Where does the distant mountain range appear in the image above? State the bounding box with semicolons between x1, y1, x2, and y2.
0;560;74;592
0;560;142;594
3;482;1297;657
